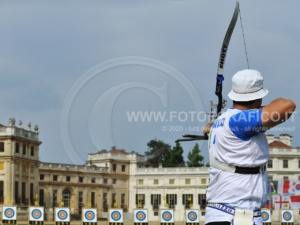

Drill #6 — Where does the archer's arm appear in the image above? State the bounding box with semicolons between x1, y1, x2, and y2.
261;98;296;130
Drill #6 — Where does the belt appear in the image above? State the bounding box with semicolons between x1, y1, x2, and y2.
235;164;266;174
207;203;261;217
209;153;267;174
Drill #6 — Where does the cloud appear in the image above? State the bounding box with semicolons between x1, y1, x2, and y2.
1;0;299;163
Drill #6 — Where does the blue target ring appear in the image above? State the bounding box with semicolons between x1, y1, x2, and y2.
136;211;146;221
162;211;172;221
31;209;42;219
57;210;68;220
283;212;292;221
111;211;121;221
261;212;269;221
85;211;95;221
4;208;15;219
187;211;197;221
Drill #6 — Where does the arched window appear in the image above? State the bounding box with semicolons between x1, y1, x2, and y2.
62;189;71;207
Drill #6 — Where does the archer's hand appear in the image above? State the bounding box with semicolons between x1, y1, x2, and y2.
203;120;214;135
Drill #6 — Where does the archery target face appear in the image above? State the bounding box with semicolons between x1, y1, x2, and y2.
109;209;123;223
29;207;44;221
83;208;97;222
281;210;293;222
160;210;174;223
134;209;148;223
261;210;271;222
185;210;199;223
2;206;17;220
55;208;70;222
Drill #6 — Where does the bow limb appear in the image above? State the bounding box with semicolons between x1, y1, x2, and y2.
175;1;240;143
215;0;240;117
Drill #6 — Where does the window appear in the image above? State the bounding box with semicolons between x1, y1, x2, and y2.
268;159;273;168
23;145;26;155
30;146;34;156
198;194;207;209
66;176;71;182
122;165;126;172
201;178;206;185
136;194;145;208
22;182;26;204
185;179;190;185
112;164;117;172
268;176;273;183
183;194;193;209
53;175;58;181
40;174;44;180
0;181;4;203
151;194;161;210
121;194;126;208
91;192;95;207
30;183;34;205
112;193;116;208
62;189;71;207
298;160;300;169
91;177;95;183
53;190;57;207
169;179;174;185
283;159;289;168
154;179;159;185
78;191;83;213
166;194;177;209
283;176;289;180
79;177;83;183
15;143;19;153
112;179;116;184
103;193;108;211
0;142;4;152
15;182;19;204
39;189;44;206
138;179;143;185
103;178;107;184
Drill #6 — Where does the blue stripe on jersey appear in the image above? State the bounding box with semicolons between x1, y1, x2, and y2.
229;109;263;141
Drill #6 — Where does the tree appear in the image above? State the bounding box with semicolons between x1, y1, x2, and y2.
186;143;204;167
165;142;185;167
145;139;171;167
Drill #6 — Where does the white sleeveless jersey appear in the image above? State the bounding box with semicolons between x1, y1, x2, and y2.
205;108;269;224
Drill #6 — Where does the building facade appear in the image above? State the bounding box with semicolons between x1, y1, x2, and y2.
0;118;300;222
0;118;41;206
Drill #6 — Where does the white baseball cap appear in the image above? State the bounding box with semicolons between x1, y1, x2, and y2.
228;69;269;101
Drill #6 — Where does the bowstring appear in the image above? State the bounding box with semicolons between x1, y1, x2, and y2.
238;5;250;69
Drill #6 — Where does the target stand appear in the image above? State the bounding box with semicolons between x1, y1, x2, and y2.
55;207;70;225
28;207;44;225
160;210;174;225
281;210;294;225
134;209;148;225
185;210;199;225
2;206;17;225
261;210;271;225
109;209;123;225
82;208;97;225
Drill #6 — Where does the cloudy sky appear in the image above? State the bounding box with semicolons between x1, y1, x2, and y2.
1;0;299;164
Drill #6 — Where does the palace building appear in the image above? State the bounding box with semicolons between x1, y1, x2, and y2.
0;118;299;222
